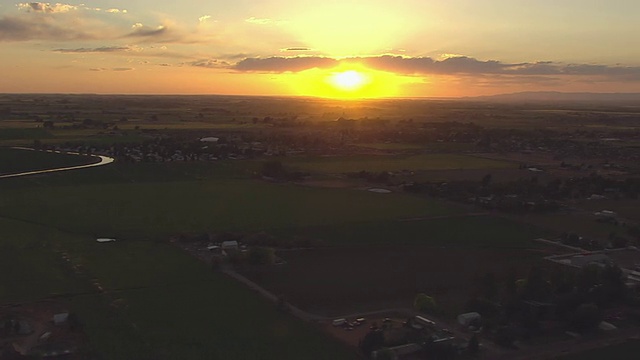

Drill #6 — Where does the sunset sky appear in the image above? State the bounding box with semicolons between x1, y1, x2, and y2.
1;1;639;97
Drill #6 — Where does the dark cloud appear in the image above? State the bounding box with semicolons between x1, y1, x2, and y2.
0;15;94;41
234;56;337;72
53;46;130;53
112;67;134;71
232;55;640;81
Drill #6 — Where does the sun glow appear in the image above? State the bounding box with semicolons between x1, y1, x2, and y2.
274;63;419;99
330;70;368;91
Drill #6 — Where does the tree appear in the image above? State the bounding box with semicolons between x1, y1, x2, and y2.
360;330;385;357
261;160;286;178
468;334;480;355
248;247;275;265
570;303;601;332
481;173;492;187
480;272;498;300
376;348;395;360
414;293;437;313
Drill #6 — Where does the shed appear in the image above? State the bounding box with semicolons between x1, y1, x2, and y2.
457;312;481;327
332;318;346;326
221;241;239;250
200;137;219;143
53;313;69;325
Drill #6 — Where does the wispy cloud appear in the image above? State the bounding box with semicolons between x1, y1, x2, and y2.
17;2;78;13
53;46;131;53
0;15;95;41
282;47;311;51
105;8;127;14
89;67;134;72
245;17;284;25
17;3;127;14
189;59;230;69
127;23;167;38
234;56;337;72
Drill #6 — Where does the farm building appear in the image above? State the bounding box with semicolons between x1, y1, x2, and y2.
371;343;422;360
569;253;613;268
221;241;239;250
53;313;69;325
457;312;481;328
200;137;219;143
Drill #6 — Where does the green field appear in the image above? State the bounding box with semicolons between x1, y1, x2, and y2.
0;178;461;239
0;159;463;358
555;340;640;360
273;215;546;247
282;154;514;173
355;142;477;152
0;147;97;175
0;217;355;359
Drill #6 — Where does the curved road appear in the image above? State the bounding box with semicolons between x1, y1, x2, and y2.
0;147;114;179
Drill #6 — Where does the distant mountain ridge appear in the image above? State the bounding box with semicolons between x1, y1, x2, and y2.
467;91;640;103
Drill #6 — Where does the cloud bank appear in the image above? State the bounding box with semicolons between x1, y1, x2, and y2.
232;55;640;81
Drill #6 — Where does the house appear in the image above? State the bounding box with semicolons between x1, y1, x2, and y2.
53;313;69;325
371;343;422;360
569;253;613;268
457;312;481;328
221;241;239;250
414;315;436;329
594;210;617;218
200;137;219;143
332;318;346;326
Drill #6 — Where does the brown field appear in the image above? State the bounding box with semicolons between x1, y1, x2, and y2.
239;245;552;318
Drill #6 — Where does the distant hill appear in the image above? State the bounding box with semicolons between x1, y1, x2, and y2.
467;91;640;103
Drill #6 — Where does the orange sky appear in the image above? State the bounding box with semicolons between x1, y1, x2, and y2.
1;1;639;97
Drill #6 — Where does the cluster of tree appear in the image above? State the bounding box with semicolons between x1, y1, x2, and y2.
347;170;392;184
414;293;438;314
226;247;276;266
260;161;307;181
465;263;633;348
405;172;640;214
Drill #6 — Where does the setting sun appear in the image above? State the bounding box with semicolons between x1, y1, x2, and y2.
330;70;367;91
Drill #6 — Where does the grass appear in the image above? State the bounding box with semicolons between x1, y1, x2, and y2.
281;154;514;173
0;179;461;240
555;339;640;360
0;216;356;359
0;147;97;175
0;127;52;140
0;218;92;303
273;215;546;248
355;142;477;152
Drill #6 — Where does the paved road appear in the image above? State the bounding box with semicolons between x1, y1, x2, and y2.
0;147;114;179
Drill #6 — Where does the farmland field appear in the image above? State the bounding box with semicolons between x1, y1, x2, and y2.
0;147;97;175
239;245;547;317
281;154;514;173
0;216;356;359
0;178;461;239
273;215;545;247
